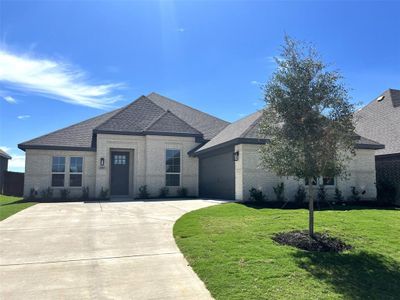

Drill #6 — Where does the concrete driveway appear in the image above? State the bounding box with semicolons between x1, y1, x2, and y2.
0;199;224;299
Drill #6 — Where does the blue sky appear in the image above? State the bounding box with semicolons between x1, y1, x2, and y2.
0;0;399;172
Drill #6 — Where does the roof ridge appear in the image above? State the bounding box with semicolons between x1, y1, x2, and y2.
19;107;121;146
147;92;230;124
94;95;154;131
145;110;203;135
143;110;169;131
239;111;263;138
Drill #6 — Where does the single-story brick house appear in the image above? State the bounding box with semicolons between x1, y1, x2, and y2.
19;93;384;201
355;88;400;204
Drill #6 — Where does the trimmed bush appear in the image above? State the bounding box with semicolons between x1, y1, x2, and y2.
177;187;188;197
138;185;150;199
249;187;267;203
159;187;169;198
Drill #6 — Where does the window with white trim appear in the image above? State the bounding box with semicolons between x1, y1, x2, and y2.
69;157;83;187
166;149;180;186
52;157;65;187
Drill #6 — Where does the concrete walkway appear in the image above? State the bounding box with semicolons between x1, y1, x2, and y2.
0;199;224;299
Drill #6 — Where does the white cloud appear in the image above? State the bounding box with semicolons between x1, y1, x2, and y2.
177;28;185;32
250;80;262;85
0;146;12;153
8;154;25;172
0;146;25;172
0;49;123;109
3;95;17;103
17;115;30;120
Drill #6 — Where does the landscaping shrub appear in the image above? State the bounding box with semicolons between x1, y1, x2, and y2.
28;188;37;201
377;179;397;204
249;187;267;203
138;185;150;199
60;188;70;201
348;186;361;202
81;186;90;201
334;187;344;203
273;182;285;202
99;187;109;200
41;187;53;201
177;187;188;197
159;187;169;198
294;185;306;205
317;185;327;203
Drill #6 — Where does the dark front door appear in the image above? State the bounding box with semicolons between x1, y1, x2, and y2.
111;151;130;196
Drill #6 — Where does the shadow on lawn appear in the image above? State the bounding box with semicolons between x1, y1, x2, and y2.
293;250;400;299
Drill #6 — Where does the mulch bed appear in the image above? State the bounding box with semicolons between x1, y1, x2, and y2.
272;230;352;252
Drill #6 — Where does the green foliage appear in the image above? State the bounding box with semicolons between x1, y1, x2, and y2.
0;195;36;221
159;187;169;198
41;187;53;201
249;187;267;203
317;185;327;203
334;187;344;202
99;187;109;200
60;188;70;201
28;188;37;201
138;185;150;199
177;187;188;198
273;182;285;201
377;180;397;204
81;186;90;201
348;186;361;202
294;185;307;204
259;35;356;181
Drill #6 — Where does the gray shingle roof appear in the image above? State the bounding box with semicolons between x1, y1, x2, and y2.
19;93;228;151
195;109;384;155
196;111;263;154
0;149;11;159
19;109;122;150
146;93;229;140
355;89;400;155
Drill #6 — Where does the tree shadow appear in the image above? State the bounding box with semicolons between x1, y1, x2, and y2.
292;250;400;299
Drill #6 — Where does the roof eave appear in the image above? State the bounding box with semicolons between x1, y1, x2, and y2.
18;144;96;152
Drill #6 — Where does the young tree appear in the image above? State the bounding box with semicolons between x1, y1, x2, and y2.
259;36;356;237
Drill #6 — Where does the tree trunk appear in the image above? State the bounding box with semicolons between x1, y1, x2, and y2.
307;178;314;237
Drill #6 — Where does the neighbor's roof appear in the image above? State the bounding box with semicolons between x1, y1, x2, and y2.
195;109;384;156
355;89;400;156
18;93;229;151
0;149;11;159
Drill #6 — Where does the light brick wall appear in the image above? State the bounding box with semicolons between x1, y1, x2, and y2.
235;144;378;201
24;149;96;198
23;134;199;199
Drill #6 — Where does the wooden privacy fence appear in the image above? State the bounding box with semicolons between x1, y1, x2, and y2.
3;171;24;197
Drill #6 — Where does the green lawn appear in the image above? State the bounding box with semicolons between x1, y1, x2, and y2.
173;203;400;300
0;195;36;221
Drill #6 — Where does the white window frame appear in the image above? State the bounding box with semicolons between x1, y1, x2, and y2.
165;149;181;187
69;156;84;187
51;156;66;187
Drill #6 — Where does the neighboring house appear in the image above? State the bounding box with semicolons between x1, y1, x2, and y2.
0;149;11;194
355;88;400;204
19;93;383;201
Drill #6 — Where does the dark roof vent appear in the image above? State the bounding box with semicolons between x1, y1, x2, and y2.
376;95;385;102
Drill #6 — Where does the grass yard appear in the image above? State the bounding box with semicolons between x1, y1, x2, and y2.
174;203;400;300
0;195;36;221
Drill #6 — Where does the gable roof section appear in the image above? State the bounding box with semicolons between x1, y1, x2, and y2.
146;92;229;140
19;93;226;151
19;108;122;151
355;89;400;155
195;109;384;156
0;149;11;159
195;111;264;155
